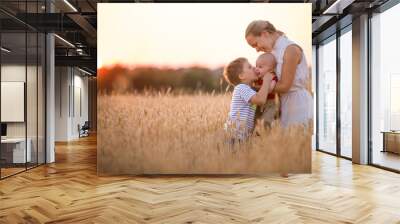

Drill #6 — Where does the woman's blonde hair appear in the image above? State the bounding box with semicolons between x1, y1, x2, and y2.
245;20;277;37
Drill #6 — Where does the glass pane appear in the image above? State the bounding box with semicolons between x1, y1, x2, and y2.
25;0;38;169
73;69;88;139
27;31;38;169
312;45;317;150
38;33;45;165
0;1;46;178
318;37;337;154
340;29;352;158
1;31;27;177
371;4;400;171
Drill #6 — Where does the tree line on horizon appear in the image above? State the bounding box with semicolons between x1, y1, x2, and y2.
98;64;230;94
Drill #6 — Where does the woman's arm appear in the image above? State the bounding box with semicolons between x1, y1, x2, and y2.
273;45;302;94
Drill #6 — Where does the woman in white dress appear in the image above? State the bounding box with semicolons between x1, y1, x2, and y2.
245;20;313;128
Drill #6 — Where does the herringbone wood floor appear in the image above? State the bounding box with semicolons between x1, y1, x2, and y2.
1;135;400;224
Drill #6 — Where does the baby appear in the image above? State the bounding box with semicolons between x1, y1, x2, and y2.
253;53;279;129
254;54;288;178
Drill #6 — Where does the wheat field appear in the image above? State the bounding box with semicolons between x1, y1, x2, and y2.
98;93;312;175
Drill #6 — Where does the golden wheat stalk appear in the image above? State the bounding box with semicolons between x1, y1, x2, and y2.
98;92;312;175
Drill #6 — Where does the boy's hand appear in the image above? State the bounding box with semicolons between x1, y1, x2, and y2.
249;72;275;106
252;82;261;90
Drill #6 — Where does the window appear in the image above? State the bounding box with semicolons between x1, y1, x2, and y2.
317;36;337;154
0;2;46;179
339;28;352;158
371;2;400;171
312;45;317;150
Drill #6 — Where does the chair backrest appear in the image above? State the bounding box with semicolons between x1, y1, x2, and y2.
82;121;90;129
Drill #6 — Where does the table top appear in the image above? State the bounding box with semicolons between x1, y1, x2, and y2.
381;131;400;134
1;138;30;143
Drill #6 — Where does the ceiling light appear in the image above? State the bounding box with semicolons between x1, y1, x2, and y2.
323;0;354;15
1;47;11;53
76;49;85;55
54;34;75;48
63;0;78;12
78;67;93;76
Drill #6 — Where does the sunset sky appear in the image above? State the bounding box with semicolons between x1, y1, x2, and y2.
98;3;311;69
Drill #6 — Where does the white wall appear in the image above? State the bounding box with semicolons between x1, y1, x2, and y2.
72;73;89;138
55;67;70;141
55;67;89;141
1;82;25;122
1;65;27;140
1;64;26;81
1;65;37;138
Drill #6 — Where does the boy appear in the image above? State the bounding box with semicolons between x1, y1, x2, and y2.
253;53;279;129
223;57;274;140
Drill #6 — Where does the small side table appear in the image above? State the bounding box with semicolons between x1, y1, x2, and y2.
1;138;32;165
381;131;400;154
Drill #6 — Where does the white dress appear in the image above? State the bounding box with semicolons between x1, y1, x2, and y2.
272;35;313;127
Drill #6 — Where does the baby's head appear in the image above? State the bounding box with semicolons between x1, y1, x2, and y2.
256;53;276;77
223;57;257;86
